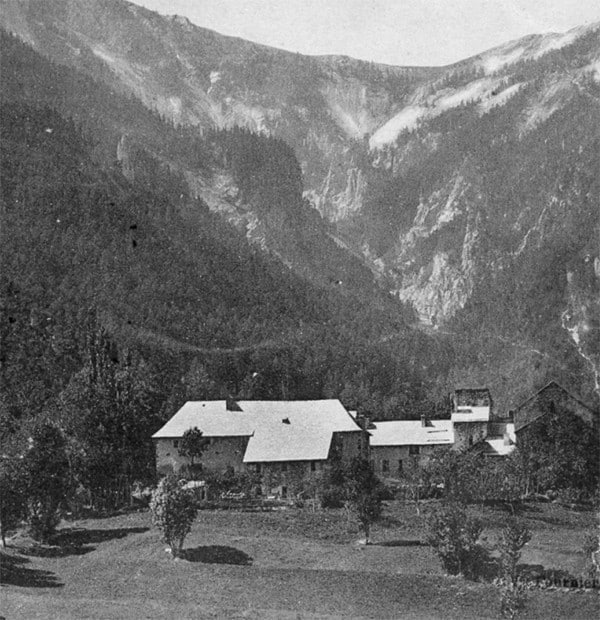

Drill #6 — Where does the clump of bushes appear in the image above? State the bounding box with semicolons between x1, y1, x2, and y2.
425;502;484;578
201;467;260;500
1;423;71;544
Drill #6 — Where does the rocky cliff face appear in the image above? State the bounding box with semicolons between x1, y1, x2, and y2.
2;0;599;397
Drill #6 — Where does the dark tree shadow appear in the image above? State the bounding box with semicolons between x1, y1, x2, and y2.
376;539;423;547
20;544;94;558
0;552;63;588
183;545;253;565
18;526;150;558
517;563;581;585
51;526;149;546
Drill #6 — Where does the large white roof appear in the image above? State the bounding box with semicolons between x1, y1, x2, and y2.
152;399;361;463
369;419;454;447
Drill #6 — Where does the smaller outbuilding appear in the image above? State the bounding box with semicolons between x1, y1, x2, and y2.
512;381;597;435
451;387;493;450
476;422;516;457
368;417;454;477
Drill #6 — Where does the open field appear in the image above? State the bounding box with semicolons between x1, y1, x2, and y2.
1;501;598;619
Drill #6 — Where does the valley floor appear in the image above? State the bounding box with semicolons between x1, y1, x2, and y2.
1;501;598;619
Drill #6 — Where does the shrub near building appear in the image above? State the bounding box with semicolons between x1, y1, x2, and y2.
150;476;198;558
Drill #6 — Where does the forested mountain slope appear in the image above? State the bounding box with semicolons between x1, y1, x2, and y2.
1;30;448;454
1;0;599;410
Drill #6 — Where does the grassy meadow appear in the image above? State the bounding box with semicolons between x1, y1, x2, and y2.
1;500;598;619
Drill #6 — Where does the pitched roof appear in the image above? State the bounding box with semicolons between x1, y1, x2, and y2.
513;381;598;432
152;399;361;463
369;419;454;447
152;401;255;438
478;422;516;457
451;406;490;423
479;437;516;457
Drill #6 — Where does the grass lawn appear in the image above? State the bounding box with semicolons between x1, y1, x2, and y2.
1;501;598;619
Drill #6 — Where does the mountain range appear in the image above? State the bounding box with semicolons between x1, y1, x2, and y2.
1;0;598;410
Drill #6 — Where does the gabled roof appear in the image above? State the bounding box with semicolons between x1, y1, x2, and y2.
152;399;361;463
152;401;255;438
513;381;598;432
369;420;454;447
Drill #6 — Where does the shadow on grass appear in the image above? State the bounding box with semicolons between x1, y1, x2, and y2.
517;563;581;585
19;526;150;558
183;545;253;565
376;539;423;547
52;526;149;546
20;544;94;558
0;552;63;588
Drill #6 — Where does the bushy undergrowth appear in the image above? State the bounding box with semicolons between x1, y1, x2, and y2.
425;502;483;578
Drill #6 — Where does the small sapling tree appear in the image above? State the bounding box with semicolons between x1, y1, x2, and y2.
498;517;531;619
401;456;431;515
150;475;198;558
345;458;386;544
583;525;600;579
178;427;209;479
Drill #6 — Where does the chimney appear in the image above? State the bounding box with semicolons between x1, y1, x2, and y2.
226;396;242;412
356;413;372;431
421;414;429;427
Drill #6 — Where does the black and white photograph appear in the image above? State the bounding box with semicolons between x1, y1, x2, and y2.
1;1;599;617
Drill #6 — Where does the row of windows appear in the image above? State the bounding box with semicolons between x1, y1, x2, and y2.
173;436;364;453
253;461;320;474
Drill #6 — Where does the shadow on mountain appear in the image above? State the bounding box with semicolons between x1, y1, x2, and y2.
183;545;253;565
0;551;63;588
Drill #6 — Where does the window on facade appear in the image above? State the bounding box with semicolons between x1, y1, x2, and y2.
173;440;179;448
409;445;420;456
398;460;403;474
281;462;288;472
382;459;389;473
310;461;316;472
469;435;473;447
255;463;262;474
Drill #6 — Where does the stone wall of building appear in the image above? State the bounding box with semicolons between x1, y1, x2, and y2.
514;382;597;433
452;421;488;451
370;444;441;477
155;436;249;475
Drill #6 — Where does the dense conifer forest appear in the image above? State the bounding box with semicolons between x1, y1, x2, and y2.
0;32;450;490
